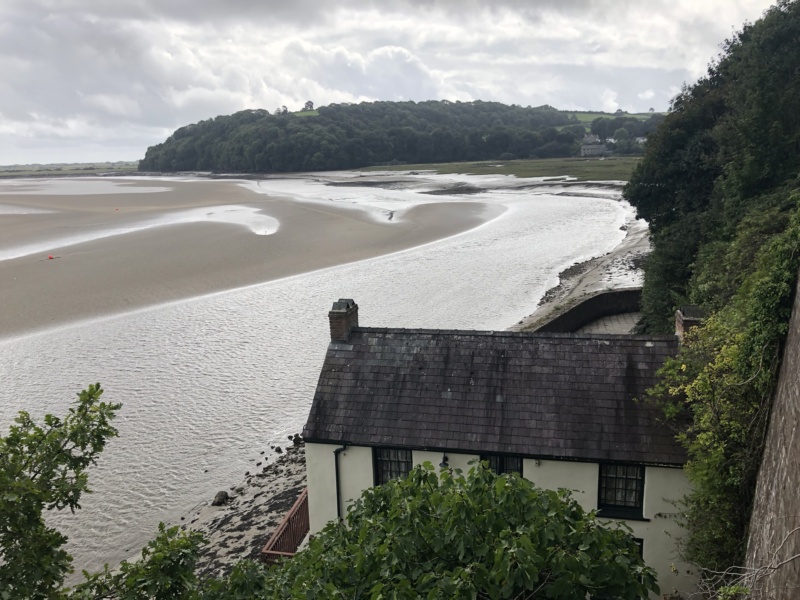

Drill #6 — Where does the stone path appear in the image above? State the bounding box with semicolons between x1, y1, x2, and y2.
577;312;640;335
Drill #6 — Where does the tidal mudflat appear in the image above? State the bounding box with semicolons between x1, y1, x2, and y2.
0;171;643;575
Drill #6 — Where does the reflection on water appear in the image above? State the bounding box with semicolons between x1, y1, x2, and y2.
0;175;640;575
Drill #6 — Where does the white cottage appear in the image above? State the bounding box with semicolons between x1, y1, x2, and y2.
302;299;697;598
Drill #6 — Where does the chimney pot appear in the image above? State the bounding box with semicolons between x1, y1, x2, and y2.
329;299;359;342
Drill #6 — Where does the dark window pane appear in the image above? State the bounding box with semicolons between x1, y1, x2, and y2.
504;456;522;474
481;454;522;476
375;448;412;485
599;463;644;516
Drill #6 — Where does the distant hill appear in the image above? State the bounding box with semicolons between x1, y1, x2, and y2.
138;101;663;173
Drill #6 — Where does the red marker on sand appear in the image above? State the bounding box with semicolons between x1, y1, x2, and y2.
48;255;54;260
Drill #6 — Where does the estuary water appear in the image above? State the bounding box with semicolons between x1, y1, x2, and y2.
0;172;639;575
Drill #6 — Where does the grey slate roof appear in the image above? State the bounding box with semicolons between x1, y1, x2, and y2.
303;328;685;466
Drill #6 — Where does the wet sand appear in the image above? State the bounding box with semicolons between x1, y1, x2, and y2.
0;178;498;339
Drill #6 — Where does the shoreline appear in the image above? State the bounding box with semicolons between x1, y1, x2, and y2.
165;440;308;579
509;217;649;332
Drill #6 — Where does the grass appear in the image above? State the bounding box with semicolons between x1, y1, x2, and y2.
567;111;658;124
0;161;139;178
365;157;640;182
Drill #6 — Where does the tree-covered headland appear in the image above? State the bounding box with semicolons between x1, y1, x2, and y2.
138;101;661;173
624;0;800;586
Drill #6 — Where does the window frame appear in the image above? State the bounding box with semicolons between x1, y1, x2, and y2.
480;453;523;477
373;447;413;485
597;463;646;520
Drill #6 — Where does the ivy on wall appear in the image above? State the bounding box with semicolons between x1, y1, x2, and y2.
648;199;800;573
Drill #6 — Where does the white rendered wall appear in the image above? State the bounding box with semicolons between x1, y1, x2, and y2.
306;442;338;534
337;445;374;518
307;443;374;533
522;458;598;509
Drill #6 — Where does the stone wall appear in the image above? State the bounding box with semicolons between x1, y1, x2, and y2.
534;288;641;333
745;275;800;598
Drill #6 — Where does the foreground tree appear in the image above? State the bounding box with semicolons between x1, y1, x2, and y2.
0;384;121;598
214;463;658;599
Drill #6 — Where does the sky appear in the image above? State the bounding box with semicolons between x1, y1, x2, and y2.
0;0;777;165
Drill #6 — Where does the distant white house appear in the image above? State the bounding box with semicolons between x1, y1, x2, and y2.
580;144;607;157
303;300;698;599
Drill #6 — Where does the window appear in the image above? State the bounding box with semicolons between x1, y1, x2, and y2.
598;463;645;519
481;454;522;476
373;447;412;485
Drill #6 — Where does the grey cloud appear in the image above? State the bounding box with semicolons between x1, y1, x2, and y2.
0;0;776;164
282;41;440;101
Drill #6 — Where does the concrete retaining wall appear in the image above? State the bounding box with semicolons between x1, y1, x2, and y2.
534;288;642;333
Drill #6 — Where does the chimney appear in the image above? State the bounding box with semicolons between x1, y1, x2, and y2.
329;299;359;342
675;305;706;341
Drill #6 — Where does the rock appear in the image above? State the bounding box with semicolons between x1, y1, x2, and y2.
292;434;303;446
274;446;283;454
212;491;230;506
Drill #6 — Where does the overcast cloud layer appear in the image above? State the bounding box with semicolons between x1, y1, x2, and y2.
0;0;775;165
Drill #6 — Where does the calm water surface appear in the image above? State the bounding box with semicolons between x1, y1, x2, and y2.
0;174;640;574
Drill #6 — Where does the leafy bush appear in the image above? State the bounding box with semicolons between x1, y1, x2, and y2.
0;384;120;598
213;463;658;599
648;202;800;571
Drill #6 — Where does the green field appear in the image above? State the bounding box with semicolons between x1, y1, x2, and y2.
0;161;139;178
366;156;640;182
568;111;657;124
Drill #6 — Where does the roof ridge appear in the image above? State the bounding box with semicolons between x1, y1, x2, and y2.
352;326;677;341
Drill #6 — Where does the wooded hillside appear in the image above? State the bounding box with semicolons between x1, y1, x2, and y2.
138;101;662;173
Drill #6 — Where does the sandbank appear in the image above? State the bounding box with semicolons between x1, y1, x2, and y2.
0;178;498;339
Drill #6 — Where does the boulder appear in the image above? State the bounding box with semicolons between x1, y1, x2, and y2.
212;490;230;506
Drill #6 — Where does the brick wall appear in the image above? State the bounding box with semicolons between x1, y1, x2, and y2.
745;274;800;598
